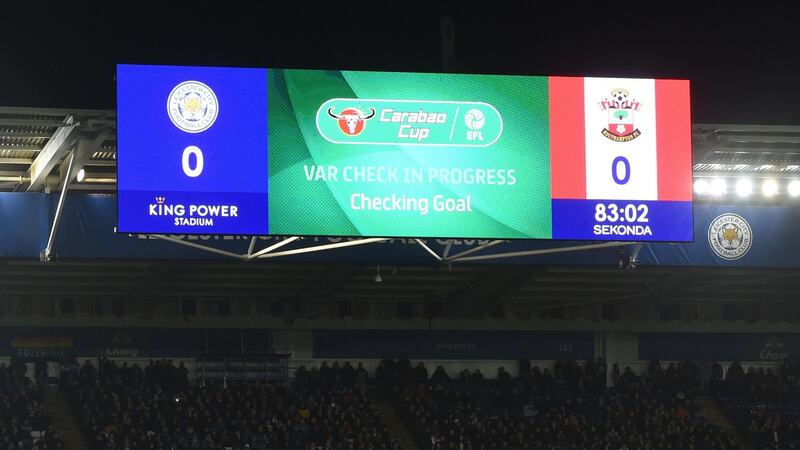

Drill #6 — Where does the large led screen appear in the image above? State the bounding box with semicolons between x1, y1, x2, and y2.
117;65;692;241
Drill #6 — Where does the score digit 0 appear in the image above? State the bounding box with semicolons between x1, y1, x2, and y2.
611;156;630;185
182;145;204;178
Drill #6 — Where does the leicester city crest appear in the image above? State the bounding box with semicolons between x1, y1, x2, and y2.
167;80;218;133
708;213;752;260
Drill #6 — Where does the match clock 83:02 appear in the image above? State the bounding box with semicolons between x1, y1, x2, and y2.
594;203;649;223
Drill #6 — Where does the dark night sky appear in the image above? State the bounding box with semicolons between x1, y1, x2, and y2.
2;6;799;125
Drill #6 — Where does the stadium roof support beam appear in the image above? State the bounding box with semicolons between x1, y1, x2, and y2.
131;236;640;265
41;149;76;262
247;237;258;256
441;240;454;258
451;241;638;263
59;129;110;189
0;158;34;165
443;240;507;262
27;115;79;192
253;237;390;259
122;236;399;263
150;235;243;260
415;239;442;261
247;236;300;259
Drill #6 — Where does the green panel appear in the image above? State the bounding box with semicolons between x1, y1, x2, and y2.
267;69;551;239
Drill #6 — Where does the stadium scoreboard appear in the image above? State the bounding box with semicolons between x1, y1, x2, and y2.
117;64;692;241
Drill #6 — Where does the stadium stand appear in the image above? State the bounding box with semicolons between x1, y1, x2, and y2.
390;359;743;450
63;359;398;450
50;356;800;449
715;360;800;449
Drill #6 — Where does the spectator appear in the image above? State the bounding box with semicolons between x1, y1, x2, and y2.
295;365;308;389
375;359;390;393
611;363;621;387
413;362;428;384
469;368;484;384
319;360;331;385
342;361;356;387
177;361;189;386
355;362;368;390
431;365;449;383
497;367;511;385
396;354;413;386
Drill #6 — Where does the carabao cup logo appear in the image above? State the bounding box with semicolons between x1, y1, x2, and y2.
167;81;219;133
327;107;376;136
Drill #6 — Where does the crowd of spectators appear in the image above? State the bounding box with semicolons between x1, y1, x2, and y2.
712;360;800;402
15;352;800;449
0;361;64;449
743;408;800;450
65;358;396;450
388;358;741;450
714;359;800;449
295;361;370;391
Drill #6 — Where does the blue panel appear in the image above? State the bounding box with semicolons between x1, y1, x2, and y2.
98;328;149;358
639;332;799;362
205;329;242;355
117;64;268;235
242;329;272;354
637;205;793;267
0;193;48;257
0;327;274;359
552;199;693;241
53;193;250;259
6;191;800;268
147;328;202;358
313;330;594;360
1;327;96;359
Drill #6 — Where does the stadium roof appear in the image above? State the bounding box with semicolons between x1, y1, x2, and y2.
2;108;800;316
0;108;116;192
3;107;800;194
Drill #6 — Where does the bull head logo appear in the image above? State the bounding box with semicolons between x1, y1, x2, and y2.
327;107;376;136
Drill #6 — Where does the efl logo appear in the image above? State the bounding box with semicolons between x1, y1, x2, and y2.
464;108;486;141
599;88;642;142
326;107;376;136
